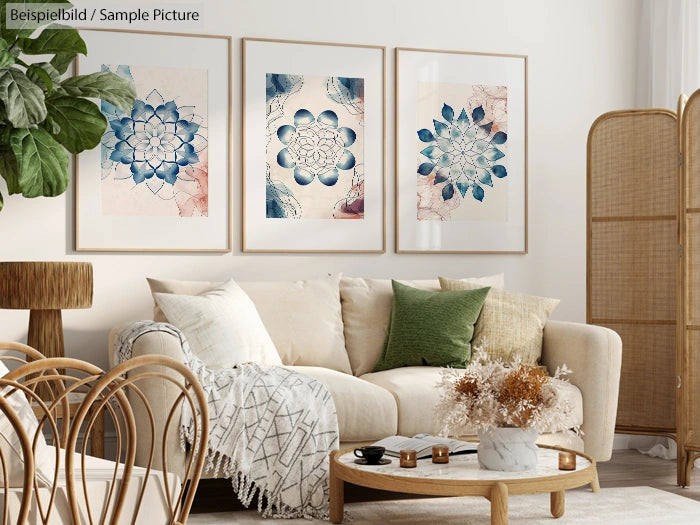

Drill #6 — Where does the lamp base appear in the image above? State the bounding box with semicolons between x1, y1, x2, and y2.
27;309;64;359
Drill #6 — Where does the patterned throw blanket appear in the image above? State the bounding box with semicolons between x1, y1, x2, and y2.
113;321;339;519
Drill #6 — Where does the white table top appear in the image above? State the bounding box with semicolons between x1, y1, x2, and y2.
337;447;591;481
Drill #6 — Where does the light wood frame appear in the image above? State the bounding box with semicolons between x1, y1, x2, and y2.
242;37;386;253
395;46;528;254
75;28;233;253
679;90;700;487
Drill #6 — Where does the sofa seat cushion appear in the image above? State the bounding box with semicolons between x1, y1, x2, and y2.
361;367;583;437
285;366;397;442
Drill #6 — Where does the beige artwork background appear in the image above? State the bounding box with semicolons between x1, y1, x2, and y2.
267;74;364;219
101;65;208;217
416;81;508;222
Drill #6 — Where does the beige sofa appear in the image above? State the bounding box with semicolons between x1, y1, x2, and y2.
109;274;622;479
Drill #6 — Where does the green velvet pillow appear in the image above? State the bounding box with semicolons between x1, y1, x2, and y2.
372;281;490;372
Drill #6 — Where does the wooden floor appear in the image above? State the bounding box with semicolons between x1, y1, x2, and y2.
598;449;700;501
190;449;700;512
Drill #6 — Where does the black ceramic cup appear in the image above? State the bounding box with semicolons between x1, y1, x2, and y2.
353;445;385;464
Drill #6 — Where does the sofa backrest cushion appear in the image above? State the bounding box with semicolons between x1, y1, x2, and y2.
153;279;283;368
148;274;351;374
340;274;504;376
439;276;559;365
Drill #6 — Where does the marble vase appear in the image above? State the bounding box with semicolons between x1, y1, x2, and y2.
477;427;538;471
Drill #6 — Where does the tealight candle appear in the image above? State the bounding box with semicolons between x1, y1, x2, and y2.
558;451;576;470
432;445;449;464
400;449;417;468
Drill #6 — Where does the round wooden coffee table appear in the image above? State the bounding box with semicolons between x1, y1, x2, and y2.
329;445;598;525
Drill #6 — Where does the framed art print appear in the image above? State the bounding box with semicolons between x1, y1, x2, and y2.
76;29;231;252
395;47;527;253
243;38;385;252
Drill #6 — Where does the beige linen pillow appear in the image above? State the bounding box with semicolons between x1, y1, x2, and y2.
0;362;54;487
148;274;351;374
340;274;505;376
439;276;559;364
154;279;283;368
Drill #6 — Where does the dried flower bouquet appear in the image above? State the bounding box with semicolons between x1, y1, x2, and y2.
436;350;581;436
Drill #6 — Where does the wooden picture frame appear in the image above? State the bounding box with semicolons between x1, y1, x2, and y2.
242;38;386;253
76;29;232;252
395;47;527;254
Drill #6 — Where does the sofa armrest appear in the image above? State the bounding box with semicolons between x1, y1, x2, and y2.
108;323;189;478
541;320;622;462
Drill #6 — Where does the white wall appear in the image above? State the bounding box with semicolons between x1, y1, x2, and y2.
0;0;640;368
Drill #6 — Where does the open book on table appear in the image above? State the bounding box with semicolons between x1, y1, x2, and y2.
371;433;478;459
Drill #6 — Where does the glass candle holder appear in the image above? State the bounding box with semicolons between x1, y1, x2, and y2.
558;451;576;470
400;449;417;468
432;445;449;464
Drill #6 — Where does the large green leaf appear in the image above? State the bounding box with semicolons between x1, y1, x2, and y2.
47;95;106;154
26;61;62;95
0;67;47;127
0;39;15;68
0;0;71;43
61;72;136;114
49;51;74;74
10;127;68;197
0;149;20;194
17;26;86;55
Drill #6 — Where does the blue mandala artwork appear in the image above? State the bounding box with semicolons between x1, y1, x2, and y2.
100;65;208;198
417;103;507;203
276;109;357;187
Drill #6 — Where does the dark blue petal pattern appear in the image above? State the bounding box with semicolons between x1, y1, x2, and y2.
418;129;436;142
275;106;361;187
416;100;508;205
102;87;208;190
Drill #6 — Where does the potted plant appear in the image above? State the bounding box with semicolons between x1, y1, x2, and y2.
0;2;136;211
436;350;580;471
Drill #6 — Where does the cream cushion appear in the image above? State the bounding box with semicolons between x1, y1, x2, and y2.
339;275;505;376
286;366;397;441
439;276;559;364
148;275;351;374
361;367;583;437
0;362;54;487
153;280;282;368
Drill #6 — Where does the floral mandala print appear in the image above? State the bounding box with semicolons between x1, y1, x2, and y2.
106;89;204;191
265;73;364;220
417;103;507;203
100;64;208;217
276;109;357;187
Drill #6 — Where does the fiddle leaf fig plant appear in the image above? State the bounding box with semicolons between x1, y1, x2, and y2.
0;0;137;211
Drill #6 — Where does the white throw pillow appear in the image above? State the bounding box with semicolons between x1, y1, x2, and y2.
0;362;55;487
154;279;283;369
148;274;352;374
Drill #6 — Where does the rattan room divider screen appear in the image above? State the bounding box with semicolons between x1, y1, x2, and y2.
588;89;700;487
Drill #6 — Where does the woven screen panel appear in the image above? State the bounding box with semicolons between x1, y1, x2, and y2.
589;112;678;218
589;220;676;320
588;110;678;434
606;322;676;430
686;329;700;445
686;95;700;209
684;93;700;447
686;215;700;326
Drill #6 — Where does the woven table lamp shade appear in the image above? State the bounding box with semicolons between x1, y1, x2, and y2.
0;261;93;359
